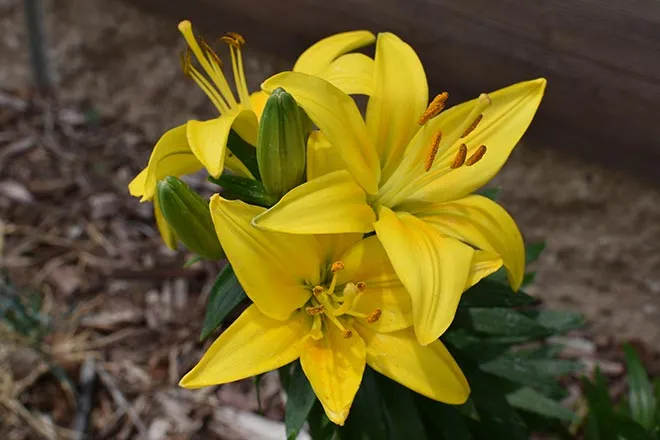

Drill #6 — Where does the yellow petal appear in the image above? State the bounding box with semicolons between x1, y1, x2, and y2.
318;53;374;96
128;168;147;198
316;233;363;266
262;72;380;194
366;33;428;182
252;170;376;234
210;196;317;320
153;192;177;250
374;207;474;345
137;124;203;201
187;109;258;178
249;91;268;120
224;152;255;179
406;79;547;204
180;305;308;388
300;325;366;426
338;236;413;333
407;195;523;289
357;326;469;404
294;30;375;75
306;131;347;181
467;250;503;288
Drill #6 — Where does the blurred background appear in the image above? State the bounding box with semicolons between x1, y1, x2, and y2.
1;0;659;438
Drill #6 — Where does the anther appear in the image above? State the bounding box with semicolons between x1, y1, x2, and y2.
461;114;483;138
424;131;442;172
367;309;382;323
331;261;345;273
180;49;192;77
199;39;223;67
305;305;324;315
226;32;246;46
220;34;243;49
312;285;324;296
451;144;468;169
356;281;366;292
343;329;353;338
418;92;449;125
466;145;487;166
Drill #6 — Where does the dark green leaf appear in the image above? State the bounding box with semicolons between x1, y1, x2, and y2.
417;397;474;439
308;401;338;440
208;174;277;207
285;362;316;440
477;187;501;201
521;309;585;334
375;372;429;440
459;279;536;309
200;264;247;341
227;129;260;180
506;387;575;421
452;308;552;339
343;367;389;440
443;330;512;362
514;344;564;359
479;354;567;397
520;272;536;288
525;242;546;265
624;344;657;430
183;255;203;268
582;370;618;440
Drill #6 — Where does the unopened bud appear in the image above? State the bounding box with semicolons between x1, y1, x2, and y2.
156;176;224;260
256;88;307;200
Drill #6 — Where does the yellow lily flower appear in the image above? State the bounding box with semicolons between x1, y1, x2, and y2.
128;22;377;248
255;32;546;345
179;195;472;425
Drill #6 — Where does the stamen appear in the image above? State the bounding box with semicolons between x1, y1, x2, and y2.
418;92;449;125
226;32;246;46
367;309;382;323
331;261;345;272
310;315;324;340
312;285;324;296
466;145;487;166
199;38;223;68
343;329;353;338
324;312;352;338
461;114;483;138
306;305;324;315
356;281;366;292
424;131;442;172
451;144;468;169
220;34;243;49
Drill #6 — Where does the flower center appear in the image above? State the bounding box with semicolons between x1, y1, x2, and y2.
304;260;380;340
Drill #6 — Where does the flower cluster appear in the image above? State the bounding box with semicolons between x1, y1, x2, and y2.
129;21;545;426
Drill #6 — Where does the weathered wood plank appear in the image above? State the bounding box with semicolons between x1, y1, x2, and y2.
129;0;660;180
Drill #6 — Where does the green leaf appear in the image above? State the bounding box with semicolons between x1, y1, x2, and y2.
227;129;260;180
285;361;317;440
308;402;338;440
208;174;277;207
525;242;546;265
624;344;657;430
375;372;429;440
521;309;585;334
443;330;512;362
183;255;203;268
478;354;568;397
200;264;247;341
452;308;552;339
459;279;536;308
417;397;474;439
343;367;389;440
477;186;501;201
582;370;618;440
506;387;575;421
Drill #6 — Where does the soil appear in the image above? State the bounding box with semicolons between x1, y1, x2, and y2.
1;0;659;438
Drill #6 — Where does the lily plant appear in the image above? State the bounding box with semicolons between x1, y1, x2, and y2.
252;32;546;345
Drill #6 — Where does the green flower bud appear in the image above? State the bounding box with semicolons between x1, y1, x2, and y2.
257;87;307;200
156;176;224;260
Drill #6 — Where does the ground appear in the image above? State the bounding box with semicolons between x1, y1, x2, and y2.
1;0;659;438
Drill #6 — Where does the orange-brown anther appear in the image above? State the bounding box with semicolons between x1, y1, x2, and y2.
220;33;244;49
356;281;367;292
305;305;325;315
331;261;345;273
461;114;483;138
343;329;353;338
199;39;223;67
367;309;382;323
451;144;468;169
424;131;443;172
312;285;324;296
180;49;192;76
466;145;487;166
226;32;246;45
417;92;449;125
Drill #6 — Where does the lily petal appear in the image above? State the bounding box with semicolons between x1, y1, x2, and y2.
249;91;268;120
357;326;469;404
210;196;317;320
132;124;203;201
300;325;366;426
407;79;546;204
153;192;178;250
467;250;503;289
306;131;347;181
252;170;376;234
407;195;523;289
187;109;257;178
374;207;474;345
318;53;374;96
180;305;308;388
294;30;375;75
338;236;413;333
262;72;380;194
366;33;428;181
